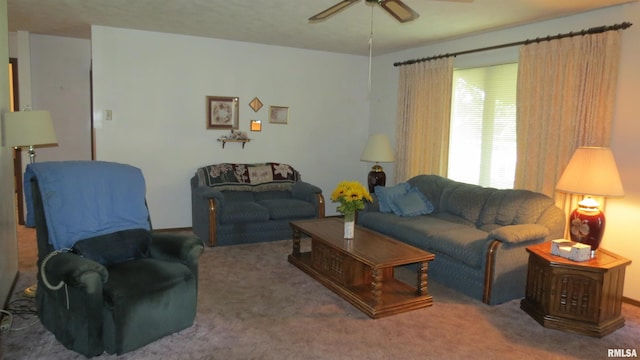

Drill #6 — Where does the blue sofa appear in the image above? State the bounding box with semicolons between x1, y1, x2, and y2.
358;174;565;305
191;162;324;246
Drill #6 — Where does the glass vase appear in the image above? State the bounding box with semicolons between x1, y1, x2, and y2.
343;212;355;240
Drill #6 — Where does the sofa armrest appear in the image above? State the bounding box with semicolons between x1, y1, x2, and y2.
150;232;204;265
361;194;380;212
192;185;225;205
291;181;321;199
488;224;549;244
292;181;325;217
41;252;108;289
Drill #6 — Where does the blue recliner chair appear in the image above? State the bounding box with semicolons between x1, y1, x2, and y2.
26;161;203;357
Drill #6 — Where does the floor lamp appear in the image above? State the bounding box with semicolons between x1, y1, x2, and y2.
555;147;624;257
3;109;58;297
360;134;395;193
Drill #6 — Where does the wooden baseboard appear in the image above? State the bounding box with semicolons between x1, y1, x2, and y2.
622;296;640;308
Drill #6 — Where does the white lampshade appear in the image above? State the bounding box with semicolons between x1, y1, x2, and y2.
4;110;57;148
556;147;624;197
360;134;395;163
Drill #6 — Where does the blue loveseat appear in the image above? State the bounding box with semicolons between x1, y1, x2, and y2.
191;162;325;246
358;174;565;305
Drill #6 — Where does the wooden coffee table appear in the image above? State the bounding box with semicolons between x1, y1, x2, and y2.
288;217;435;319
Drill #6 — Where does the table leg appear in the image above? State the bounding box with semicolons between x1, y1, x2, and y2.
371;267;382;306
416;261;428;296
291;228;301;257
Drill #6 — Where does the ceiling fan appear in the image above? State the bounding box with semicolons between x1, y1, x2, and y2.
309;0;472;23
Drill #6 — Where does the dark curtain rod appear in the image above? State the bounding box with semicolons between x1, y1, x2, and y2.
393;22;633;67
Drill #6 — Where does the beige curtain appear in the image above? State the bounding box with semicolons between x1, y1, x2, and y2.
514;31;622;236
395;57;454;182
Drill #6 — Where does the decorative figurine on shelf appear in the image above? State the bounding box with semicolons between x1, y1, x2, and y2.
218;130;251;148
218;129;249;141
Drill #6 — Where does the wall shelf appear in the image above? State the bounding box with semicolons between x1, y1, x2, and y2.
218;139;250;149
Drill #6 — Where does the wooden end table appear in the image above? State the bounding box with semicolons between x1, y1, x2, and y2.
288;218;435;319
520;242;631;337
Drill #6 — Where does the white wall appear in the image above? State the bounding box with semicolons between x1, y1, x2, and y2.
6;34;92;224
0;0;18;305
30;35;92;162
91;26;371;228
370;3;640;300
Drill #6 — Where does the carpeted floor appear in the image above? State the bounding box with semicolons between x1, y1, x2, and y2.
1;238;639;360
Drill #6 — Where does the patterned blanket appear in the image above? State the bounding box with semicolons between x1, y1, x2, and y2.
196;163;300;192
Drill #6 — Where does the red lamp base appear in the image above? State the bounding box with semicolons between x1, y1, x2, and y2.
568;198;605;254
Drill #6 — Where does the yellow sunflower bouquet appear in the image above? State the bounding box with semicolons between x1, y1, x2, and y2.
330;180;373;221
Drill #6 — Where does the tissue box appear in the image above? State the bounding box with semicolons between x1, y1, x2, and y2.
551;239;574;256
568;243;592;262
550;239;591;262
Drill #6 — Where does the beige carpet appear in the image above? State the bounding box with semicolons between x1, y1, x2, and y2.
1;238;639;360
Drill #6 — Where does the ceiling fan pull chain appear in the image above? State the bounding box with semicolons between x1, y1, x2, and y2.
368;5;374;92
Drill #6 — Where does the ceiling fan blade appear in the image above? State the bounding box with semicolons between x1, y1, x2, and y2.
309;0;361;22
378;0;419;23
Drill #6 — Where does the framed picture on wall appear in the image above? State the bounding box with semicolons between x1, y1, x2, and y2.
207;96;239;129
250;120;262;131
249;97;263;112
269;106;289;124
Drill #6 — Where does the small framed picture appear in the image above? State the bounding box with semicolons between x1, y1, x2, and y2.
250;120;262;132
249;97;263;112
207;96;239;129
269;106;289;124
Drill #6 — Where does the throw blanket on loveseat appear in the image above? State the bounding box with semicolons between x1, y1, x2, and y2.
196;163;300;191
358;174;565;305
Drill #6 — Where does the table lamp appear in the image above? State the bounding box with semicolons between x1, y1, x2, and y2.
4;110;57;163
555;147;624;255
360;134;395;193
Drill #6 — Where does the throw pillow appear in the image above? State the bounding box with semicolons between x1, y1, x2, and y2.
389;186;435;217
375;182;410;213
72;228;152;266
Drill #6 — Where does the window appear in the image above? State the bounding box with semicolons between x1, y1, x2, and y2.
448;63;518;189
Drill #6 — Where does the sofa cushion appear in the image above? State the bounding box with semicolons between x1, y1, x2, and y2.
253;190;292;201
104;258;193;301
440;182;495;224
257;199;317;220
223;191;255;202
389;187;434;217
407;175;455;213
220;202;270;224
427;227;490;268
357;213;487;268
375;182;410;213
72;229;151;266
477;189;557;229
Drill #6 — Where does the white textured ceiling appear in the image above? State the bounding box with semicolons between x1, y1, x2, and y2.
7;0;636;55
